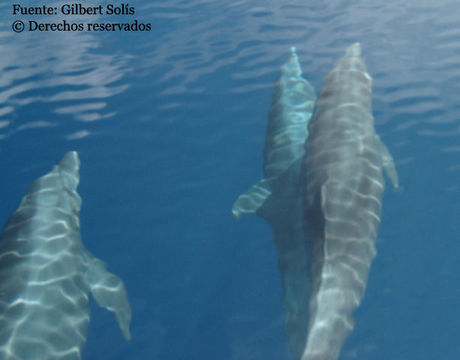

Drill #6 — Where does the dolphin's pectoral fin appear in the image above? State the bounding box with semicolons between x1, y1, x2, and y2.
232;178;272;219
376;136;399;189
85;255;132;340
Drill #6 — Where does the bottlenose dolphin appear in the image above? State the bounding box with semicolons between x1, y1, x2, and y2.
301;43;398;360
233;47;316;360
0;152;131;359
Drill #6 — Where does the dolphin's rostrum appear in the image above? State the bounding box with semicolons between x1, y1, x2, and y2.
0;152;131;359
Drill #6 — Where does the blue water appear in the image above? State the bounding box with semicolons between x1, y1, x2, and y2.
1;0;460;359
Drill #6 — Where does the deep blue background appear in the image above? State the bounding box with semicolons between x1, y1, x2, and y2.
1;0;459;359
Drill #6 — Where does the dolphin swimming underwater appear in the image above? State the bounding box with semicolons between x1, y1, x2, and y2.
232;47;316;360
301;43;398;360
0;152;131;359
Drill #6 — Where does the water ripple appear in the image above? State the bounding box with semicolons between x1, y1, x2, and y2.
1;0;460;358
0;2;133;140
135;0;460;197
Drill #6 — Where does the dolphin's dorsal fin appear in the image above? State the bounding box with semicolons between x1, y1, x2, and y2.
84;255;132;340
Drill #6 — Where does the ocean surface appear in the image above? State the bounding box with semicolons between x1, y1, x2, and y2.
1;0;459;359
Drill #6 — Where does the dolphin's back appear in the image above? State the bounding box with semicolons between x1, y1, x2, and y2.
263;47;316;180
232;48;316;360
0;152;88;359
0;152;131;359
232;47;315;219
302;43;397;360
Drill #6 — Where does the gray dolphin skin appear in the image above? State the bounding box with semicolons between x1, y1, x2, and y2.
232;47;316;360
301;43;398;360
0;152;131;359
233;47;315;220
